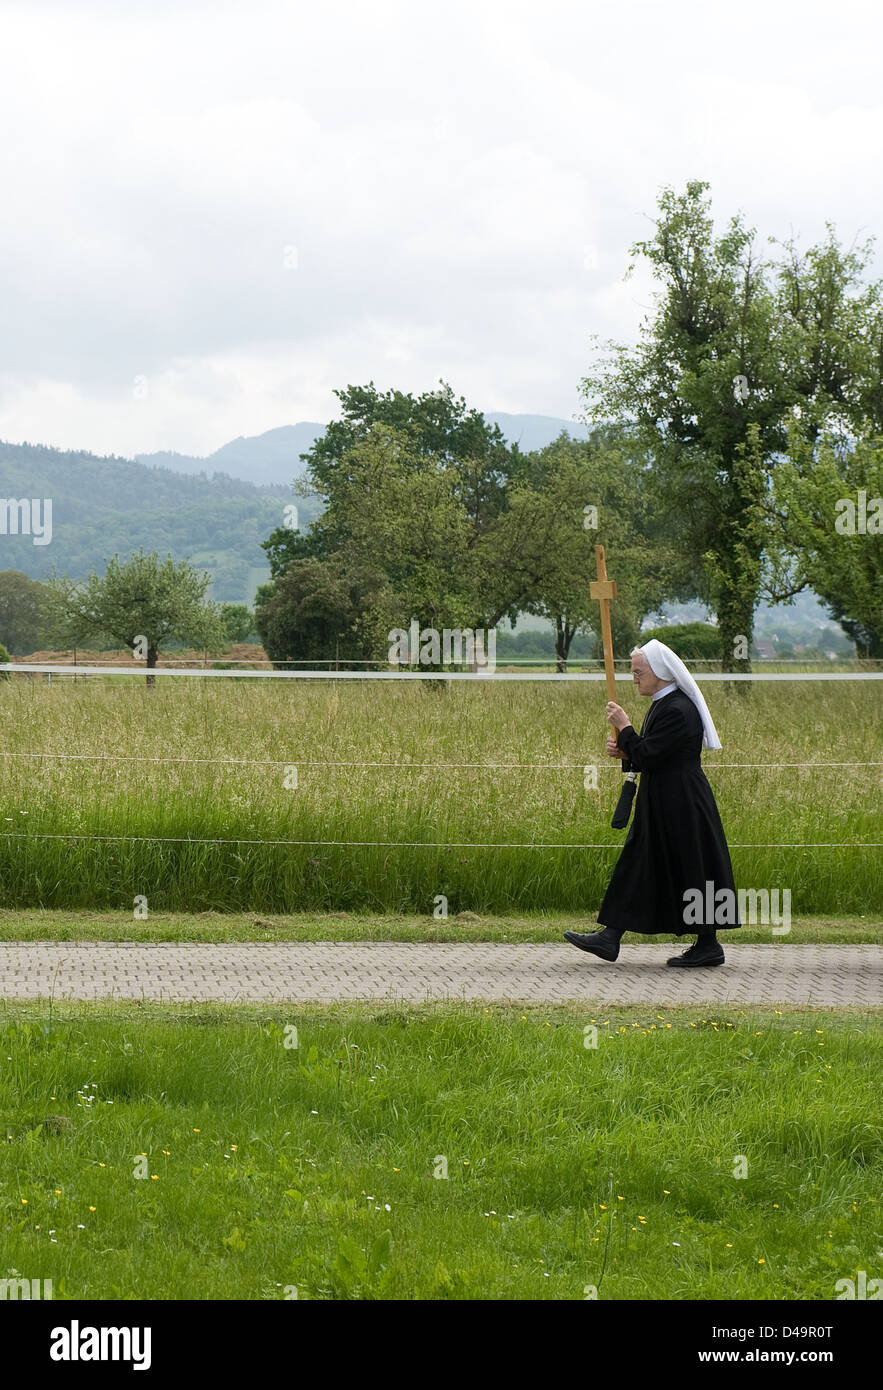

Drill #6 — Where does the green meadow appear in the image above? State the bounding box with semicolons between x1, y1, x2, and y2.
0;677;879;914
2;1000;880;1301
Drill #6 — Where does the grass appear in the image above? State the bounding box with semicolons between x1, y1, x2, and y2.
1;999;880;1301
0;909;879;943
0;678;880;915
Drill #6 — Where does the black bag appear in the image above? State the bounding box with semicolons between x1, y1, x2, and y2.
611;769;637;829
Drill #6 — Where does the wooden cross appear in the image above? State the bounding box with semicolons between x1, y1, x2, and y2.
589;543;618;739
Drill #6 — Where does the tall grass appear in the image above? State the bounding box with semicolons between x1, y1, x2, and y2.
0;677;879;913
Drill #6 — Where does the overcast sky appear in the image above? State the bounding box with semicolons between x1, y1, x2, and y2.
1;0;881;459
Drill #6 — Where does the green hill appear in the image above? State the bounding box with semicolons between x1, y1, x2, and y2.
0;441;321;604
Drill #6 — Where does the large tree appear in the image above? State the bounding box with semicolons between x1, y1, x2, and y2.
581;181;789;671
258;385;536;662
45;550;225;683
255;558;385;666
261;421;528;662
582;184;883;670
262;379;525;576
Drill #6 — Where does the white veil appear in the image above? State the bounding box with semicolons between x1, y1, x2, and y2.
639;639;722;750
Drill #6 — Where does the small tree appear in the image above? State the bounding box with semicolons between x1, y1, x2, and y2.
219;603;256;645
255;558;384;667
640;622;723;660
0;570;48;654
45;550;225;685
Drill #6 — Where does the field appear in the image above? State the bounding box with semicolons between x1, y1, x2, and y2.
2;999;880;1301
0;676;880;915
2;675;880;1304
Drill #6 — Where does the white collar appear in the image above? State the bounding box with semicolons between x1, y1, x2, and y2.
651;681;677;701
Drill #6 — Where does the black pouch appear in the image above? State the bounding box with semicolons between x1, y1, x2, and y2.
611;770;638;829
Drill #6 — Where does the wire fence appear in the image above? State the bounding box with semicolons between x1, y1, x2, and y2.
0;832;878;850
0;751;881;771
1;749;879;851
4;667;879;856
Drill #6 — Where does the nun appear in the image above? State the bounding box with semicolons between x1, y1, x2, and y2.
565;639;739;967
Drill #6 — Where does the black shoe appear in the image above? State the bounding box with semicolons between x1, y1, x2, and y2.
564;929;620;962
666;939;725;968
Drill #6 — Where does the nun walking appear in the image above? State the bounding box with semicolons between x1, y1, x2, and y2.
565;639;740;968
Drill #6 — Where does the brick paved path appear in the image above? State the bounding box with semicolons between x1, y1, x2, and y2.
0;943;880;1006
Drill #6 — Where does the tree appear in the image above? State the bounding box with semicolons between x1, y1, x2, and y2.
44;550;225;684
772;431;883;656
488;431;677;669
773;225;883;443
262;379;526;577
581;181;789;672
255;558;384;666
640;622;723;660
218;603;256;644
259;407;535;663
0;570;48;653
582;185;883;671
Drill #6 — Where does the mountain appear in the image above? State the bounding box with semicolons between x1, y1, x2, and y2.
137;423;327;488
487;412;590;453
135;415;588;487
0;441;321;605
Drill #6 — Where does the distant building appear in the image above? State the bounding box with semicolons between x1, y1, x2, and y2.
752;640;776;660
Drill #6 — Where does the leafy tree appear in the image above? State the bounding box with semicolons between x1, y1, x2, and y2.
640;621;723;660
262;380;525;576
259;412;534;663
258;387;680;669
44;550;225;683
773;225;883;442
0;570;48;653
219;603;256;644
255;558;384;666
487;431;677;669
580;181;790;671
772;431;883;656
0;640;10;677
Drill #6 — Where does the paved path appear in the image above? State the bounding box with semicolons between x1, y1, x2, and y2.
0;943;880;1006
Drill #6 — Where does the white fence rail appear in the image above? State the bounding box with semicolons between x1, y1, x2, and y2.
5;663;883;682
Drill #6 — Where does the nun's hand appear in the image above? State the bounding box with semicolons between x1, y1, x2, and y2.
605;701;631;731
606;737;626;759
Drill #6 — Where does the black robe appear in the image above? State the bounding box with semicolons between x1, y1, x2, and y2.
597;688;740;936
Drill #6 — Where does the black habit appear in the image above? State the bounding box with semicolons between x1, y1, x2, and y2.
597;688;740;936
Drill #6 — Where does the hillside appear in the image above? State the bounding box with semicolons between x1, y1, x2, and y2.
2;416;588;603
0;441;321;604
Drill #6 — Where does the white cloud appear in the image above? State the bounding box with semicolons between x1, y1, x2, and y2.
0;0;881;456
